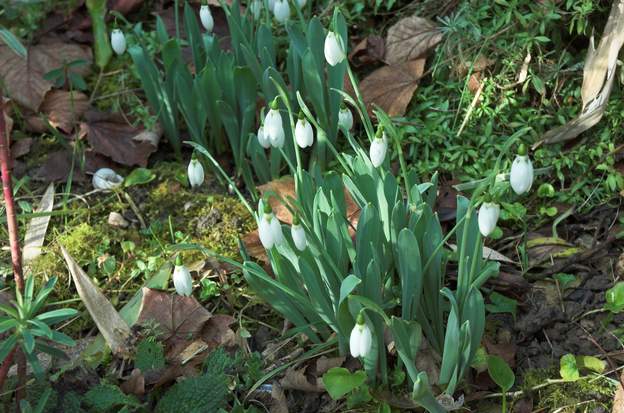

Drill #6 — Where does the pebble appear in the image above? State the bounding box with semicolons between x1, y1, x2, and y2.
108;212;129;228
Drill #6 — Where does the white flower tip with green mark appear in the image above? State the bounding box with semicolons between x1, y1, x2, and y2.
273;0;290;23
111;29;126;55
187;158;205;188
291;224;307;251
478;202;500;237
295;118;314;148
264;108;285;148
173;263;193;296
369;134;387;168
200;5;214;33
349;320;372;358
324;31;345;66
338;106;353;131
510;154;533;195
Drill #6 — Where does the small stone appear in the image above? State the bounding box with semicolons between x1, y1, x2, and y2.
108;212;129;228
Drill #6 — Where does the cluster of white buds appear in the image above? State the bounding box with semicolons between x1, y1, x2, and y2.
258;199;284;249
200;4;214;33
111;29;126;56
349;312;372;358
173;255;193;296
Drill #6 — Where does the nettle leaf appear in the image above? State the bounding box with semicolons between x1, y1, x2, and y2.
84;383;141;411
135;338;165;372
322;367;367;400
487;355;515;392
559;354;580;381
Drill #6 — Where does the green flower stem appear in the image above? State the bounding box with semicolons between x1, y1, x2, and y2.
346;64;375;140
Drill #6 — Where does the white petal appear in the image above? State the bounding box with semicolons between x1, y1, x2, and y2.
200;5;214;33
273;0;290;23
369;137;387;167
270;216;284;246
93;168;123;190
259;215;275;249
264;109;285;148
324;31;345;66
173;265;193;296
111;29;126;55
349;326;362;358
295;119;314;148
510;155;534;195
291;225;307;251
249;0;262;19
257;126;271;149
338;108;353;131
187;159;205;188
478;202;500;237
296;0;307;7
268;0;275;11
359;324;372;357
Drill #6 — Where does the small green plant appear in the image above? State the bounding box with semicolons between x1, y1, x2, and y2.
487;355;515;412
0;276;78;377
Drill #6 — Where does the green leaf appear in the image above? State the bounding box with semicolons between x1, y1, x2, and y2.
605;282;624;313
537;183;555;198
124;168;156;187
487;355;515;392
0;25;27;57
0;334;17;363
553;273;576;291
485;292;517;318
36;308;79;324
576;355;606;374
559;354;580;381
85;384;141;411
135;338;166;372
322;367;367;400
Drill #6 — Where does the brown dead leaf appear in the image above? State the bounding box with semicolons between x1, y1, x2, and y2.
349;35;385;67
270;383;289;413
31;41;92;78
26;90;89;133
136;288;212;350
358;59;425;117
33;149;87;182
280;366;324;393
385;15;442;65
202;314;236;348
613;370;624;413
121;368;145;396
315;356;345;376
11;138;32;160
83;111;161;167
0;45;53;111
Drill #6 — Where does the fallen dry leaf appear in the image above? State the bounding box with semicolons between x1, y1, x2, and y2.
83;111;161;167
279;366;324;393
31;41;92;78
349;35;385;67
385;15;443;65
358;59;425;117
26;90;89;133
33;149;87;182
11;138;32;160
121;368;145;396
315;356;345;376
23;183;55;264
613;370;624;413
202;314;236;348
136;288;212;350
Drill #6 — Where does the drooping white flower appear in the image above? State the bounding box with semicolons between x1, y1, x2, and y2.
324;31;345;66
93;168;123;190
187;156;204;188
173;256;193;296
200;5;214;33
510;144;534;195
291;218;307;251
478;202;500;237
264;101;285;148
257;125;271;149
295;115;314;148
338;105;353;131
111;29;126;55
249;0;262;19
349;313;372;358
369;132;388;168
268;0;275;11
273;0;290;23
296;0;307;7
259;200;283;249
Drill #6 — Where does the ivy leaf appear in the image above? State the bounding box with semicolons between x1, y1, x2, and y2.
322;367;367;400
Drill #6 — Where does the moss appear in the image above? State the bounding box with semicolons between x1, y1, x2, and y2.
520;367;616;412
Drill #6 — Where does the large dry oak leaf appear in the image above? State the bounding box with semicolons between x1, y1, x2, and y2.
385;15;442;65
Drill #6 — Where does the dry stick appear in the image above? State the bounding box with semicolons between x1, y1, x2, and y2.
0;98;26;408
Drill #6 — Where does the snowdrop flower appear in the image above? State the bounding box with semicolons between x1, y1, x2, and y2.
369;130;388;168
324;31;345;66
258;199;284;249
273;0;290;23
350;313;372;358
93;168;123;190
200;5;214;33
187;154;204;189
338;104;353;131
249;0;262;19
291;216;307;251
111;29;126;55
268;0;275;11
510;144;534;195
264;99;285;148
478;201;500;237
296;0;307;7
257;125;271;149
173;256;193;296
295;112;314;148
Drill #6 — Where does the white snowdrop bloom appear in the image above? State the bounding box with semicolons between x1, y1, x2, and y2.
258;200;283;249
324;31;345;66
173;256;193;296
338;105;353;131
268;0;275;11
257;125;271;149
296;0;307;7
92;168;123;190
295;116;314;148
510;145;534;195
291;221;307;251
187;156;204;188
200;5;214;33
369;133;388;168
349;314;372;358
111;29;126;55
264;103;285;148
249;0;262;19
273;0;290;23
478;202;500;237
